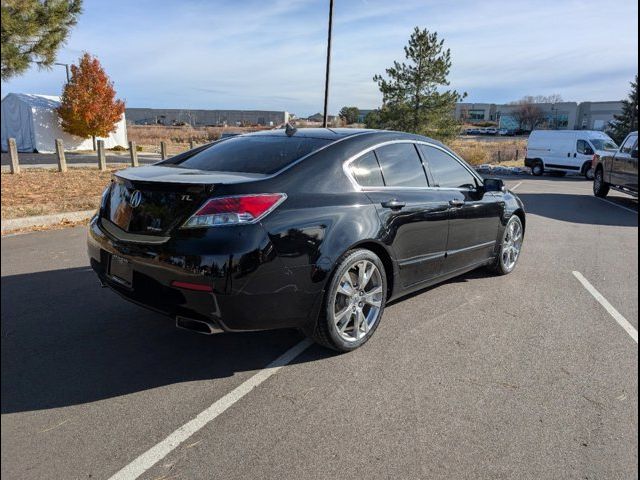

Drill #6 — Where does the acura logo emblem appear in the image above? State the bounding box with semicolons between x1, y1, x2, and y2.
128;190;143;208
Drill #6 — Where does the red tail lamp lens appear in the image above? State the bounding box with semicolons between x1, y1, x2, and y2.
183;193;286;228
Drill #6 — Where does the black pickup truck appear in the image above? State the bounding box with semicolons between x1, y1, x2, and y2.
593;131;638;198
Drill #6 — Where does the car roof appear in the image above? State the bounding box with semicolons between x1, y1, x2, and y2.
243;127;373;140
241;127;443;147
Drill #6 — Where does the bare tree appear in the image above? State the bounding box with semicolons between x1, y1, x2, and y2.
509;94;563;105
507;94;563;131
510;100;546;131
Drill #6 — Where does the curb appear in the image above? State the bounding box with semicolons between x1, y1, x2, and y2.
2;210;96;233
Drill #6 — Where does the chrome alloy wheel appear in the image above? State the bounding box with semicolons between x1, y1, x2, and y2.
331;260;383;342
585;166;595;180
501;218;523;272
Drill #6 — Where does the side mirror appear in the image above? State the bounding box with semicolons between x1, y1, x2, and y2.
483;178;505;193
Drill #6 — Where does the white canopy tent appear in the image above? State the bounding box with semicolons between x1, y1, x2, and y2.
1;93;127;153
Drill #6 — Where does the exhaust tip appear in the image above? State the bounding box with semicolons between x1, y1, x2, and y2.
176;316;222;335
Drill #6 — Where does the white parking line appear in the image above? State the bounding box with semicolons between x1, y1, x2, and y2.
595;197;638;215
510;182;523;191
108;338;313;480
572;271;638;343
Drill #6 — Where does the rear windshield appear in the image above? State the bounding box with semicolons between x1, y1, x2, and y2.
175;136;332;174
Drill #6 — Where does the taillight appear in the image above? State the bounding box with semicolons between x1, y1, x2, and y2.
592;153;600;167
182;193;286;228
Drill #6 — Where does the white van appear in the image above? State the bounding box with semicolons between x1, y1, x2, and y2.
525;130;618;178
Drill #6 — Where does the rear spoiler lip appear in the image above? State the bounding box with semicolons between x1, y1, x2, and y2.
114;165;268;185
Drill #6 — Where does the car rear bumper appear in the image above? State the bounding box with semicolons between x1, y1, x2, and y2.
87;215;323;332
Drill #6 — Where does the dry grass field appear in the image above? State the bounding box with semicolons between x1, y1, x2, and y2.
127;125;268;154
1;167;123;219
1;127;528;226
447;138;527;166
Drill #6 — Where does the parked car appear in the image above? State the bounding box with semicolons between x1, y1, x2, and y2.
498;128;515;136
88;128;526;351
525;130;618;178
593;131;638;198
484;127;499;135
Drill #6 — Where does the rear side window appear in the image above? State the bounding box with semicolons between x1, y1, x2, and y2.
374;143;427;188
419;145;478;189
175;136;332;174
350;151;385;187
620;134;638;154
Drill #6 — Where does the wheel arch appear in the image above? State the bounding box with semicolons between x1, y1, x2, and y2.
322;239;396;300
512;208;526;235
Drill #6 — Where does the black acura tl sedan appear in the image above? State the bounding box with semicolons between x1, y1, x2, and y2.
88;128;525;351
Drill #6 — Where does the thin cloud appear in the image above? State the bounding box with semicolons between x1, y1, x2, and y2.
1;0;637;115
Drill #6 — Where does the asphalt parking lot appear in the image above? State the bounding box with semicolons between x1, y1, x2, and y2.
1;177;637;479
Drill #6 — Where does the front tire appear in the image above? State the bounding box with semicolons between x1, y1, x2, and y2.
593;168;610;198
583;162;595;180
312;249;387;352
490;215;524;275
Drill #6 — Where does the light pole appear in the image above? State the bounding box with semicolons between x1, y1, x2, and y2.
322;0;334;128
35;61;70;82
54;63;70;83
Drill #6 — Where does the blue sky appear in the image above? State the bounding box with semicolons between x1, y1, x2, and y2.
1;0;638;117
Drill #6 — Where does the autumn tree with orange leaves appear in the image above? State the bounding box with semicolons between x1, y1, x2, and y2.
57;53;125;149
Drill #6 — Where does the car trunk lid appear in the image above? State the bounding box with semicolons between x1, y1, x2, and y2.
104;165;267;236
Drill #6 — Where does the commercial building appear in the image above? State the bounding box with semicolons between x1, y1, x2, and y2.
125;108;289;127
455;100;623;131
576;101;624;130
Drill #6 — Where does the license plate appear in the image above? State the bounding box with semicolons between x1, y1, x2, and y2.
109;254;133;286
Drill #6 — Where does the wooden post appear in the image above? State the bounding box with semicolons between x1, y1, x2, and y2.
97;140;107;171
516;149;519;160
55;139;67;172
189;139;194;150
498;150;501;162
160;141;167;160
8;138;20;174
129;141;138;167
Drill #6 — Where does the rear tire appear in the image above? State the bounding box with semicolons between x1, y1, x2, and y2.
312;249;387;352
531;161;544;176
593;168;610;198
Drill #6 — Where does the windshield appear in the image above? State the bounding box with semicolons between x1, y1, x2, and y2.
590;138;618;151
175;136;333;174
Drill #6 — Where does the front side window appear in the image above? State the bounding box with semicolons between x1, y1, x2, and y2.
175;135;332;174
577;140;593;155
374;143;427;188
620;134;638;154
418;145;478;189
590;138;618;151
350;151;385;187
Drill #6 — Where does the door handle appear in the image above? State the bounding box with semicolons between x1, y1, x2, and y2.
449;199;465;208
380;199;406;210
